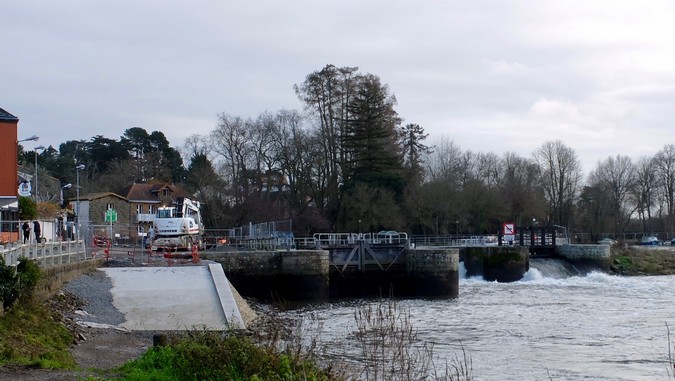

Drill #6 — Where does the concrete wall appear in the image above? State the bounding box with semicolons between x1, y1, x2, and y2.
406;247;459;298
208;250;330;303
462;246;529;282
555;244;611;271
208;247;461;301
35;258;106;300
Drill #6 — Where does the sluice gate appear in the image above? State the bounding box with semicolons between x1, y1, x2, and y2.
207;232;459;303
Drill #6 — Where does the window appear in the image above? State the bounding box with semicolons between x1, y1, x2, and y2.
106;203;114;211
136;205;142;214
148;205;156;214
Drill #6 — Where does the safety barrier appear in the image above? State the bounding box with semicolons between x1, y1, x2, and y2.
0;240;87;267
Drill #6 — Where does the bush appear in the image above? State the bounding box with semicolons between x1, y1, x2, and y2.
0;257;42;311
18;196;37;221
119;331;338;381
0;257;19;311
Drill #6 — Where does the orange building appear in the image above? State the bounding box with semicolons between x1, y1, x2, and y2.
0;107;20;242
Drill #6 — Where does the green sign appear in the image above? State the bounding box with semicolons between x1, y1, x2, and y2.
105;209;118;223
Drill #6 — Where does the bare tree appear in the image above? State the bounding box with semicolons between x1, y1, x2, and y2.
533;140;582;226
499;152;546;227
654;144;675;232
632;156;659;232
425;137;463;182
587;155;637;233
211;113;255;204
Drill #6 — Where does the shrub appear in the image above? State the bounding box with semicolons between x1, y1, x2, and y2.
0;257;19;311
119;331;337;381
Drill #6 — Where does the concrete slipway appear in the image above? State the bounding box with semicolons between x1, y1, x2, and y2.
100;263;247;331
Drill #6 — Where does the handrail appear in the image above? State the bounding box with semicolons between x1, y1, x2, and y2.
0;240;88;267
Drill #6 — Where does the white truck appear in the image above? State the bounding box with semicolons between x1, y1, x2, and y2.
151;197;204;251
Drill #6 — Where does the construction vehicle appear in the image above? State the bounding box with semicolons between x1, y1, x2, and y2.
151;198;204;251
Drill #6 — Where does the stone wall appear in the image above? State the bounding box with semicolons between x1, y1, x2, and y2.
35;258;106;300
406;247;459;298
207;250;330;303
89;195;132;226
462;246;529;282
555;244;611;270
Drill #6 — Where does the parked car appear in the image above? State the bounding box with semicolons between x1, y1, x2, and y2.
640;235;662;246
597;238;617;246
670;237;675;246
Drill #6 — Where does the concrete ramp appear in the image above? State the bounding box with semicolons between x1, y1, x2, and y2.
101;264;245;331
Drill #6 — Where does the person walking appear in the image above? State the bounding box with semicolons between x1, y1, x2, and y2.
22;221;30;243
33;220;41;243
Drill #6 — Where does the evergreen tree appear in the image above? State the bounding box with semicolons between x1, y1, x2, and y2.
343;74;404;195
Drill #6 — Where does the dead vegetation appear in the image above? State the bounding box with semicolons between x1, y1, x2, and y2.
610;246;675;275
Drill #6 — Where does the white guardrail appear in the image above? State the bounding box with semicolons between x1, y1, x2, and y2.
0;240;87;267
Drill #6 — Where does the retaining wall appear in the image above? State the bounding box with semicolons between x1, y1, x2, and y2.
406;247;459;298
36;258;106;301
207;250;330;303
555;244;611;271
462;246;530;282
207;247;460;301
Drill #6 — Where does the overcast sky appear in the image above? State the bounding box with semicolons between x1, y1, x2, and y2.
3;1;674;177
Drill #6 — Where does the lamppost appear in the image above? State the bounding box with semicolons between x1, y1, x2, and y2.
76;164;85;240
18;135;39;143
60;183;72;206
34;145;45;201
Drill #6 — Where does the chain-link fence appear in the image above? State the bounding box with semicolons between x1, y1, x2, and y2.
82;223;148;249
204;220;295;250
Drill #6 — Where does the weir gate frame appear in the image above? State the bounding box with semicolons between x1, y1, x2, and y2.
308;232;409;276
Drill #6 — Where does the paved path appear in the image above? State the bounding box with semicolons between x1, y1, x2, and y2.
100;264;245;331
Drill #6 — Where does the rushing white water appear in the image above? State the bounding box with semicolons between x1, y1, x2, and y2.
284;261;675;380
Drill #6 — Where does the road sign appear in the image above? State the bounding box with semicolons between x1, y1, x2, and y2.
503;223;515;235
105;209;118;223
18;181;31;197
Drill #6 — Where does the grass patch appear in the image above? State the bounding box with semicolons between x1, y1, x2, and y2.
610;247;675;275
118;331;338;381
0;299;76;369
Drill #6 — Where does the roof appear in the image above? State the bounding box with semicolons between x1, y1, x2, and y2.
78;192;127;202
118;183;194;203
0;107;19;122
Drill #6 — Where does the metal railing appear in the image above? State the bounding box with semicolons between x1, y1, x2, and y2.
309;232;409;248
0;240;87;267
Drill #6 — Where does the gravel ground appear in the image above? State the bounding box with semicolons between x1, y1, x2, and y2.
63;269;127;326
1;255;264;380
0;259;162;380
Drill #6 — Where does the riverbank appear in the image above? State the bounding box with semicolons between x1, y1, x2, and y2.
609;245;675;275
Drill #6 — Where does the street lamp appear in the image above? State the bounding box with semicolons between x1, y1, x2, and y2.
18;135;39;143
60;183;72;206
76;164;85;240
34;145;45;201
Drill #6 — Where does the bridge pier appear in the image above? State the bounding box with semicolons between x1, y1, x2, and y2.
462;246;529;282
212;250;330;303
407;248;459;298
206;245;460;301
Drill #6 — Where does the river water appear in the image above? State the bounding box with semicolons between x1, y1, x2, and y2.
282;259;675;380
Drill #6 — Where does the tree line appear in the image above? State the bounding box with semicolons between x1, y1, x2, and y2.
21;64;675;239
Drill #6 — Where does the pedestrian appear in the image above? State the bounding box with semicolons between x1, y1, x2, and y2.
33;220;41;243
22;221;30;243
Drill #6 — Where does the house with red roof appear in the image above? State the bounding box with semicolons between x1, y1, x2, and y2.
71;182;196;243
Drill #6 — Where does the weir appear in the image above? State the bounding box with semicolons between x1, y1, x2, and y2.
204;227;612;302
207;232;460;302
